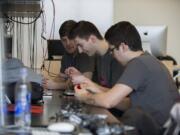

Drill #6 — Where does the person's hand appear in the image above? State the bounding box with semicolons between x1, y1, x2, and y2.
42;77;48;89
65;67;81;77
42;78;57;90
59;73;69;80
71;75;89;85
72;75;101;94
65;78;74;90
74;84;90;101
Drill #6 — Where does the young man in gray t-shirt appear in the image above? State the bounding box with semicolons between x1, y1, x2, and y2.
117;51;178;126
71;21;179;127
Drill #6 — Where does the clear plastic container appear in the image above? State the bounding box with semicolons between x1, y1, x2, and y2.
15;68;31;130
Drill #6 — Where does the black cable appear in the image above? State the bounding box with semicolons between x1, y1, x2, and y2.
4;10;43;25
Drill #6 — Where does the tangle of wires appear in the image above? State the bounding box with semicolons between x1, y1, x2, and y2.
3;0;57;77
3;10;43;25
40;0;57;77
3;1;44;72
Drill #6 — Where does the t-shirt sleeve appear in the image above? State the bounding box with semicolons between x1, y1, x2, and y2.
76;53;95;73
117;59;147;91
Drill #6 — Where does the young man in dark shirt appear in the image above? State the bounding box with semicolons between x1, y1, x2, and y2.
71;21;179;128
42;20;94;90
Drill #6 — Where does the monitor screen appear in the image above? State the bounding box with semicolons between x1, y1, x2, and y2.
136;26;167;57
47;40;65;60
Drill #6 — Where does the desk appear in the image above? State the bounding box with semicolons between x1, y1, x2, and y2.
36;90;120;126
7;91;119;127
4;91;139;135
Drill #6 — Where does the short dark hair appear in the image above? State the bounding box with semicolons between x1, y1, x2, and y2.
69;21;103;40
105;21;143;51
59;20;77;38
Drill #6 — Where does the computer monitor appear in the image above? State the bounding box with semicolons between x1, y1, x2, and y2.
136;26;167;57
47;40;65;60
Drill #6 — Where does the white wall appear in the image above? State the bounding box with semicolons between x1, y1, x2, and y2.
114;0;180;63
43;0;113;39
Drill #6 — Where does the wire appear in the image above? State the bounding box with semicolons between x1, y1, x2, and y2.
4;10;43;25
40;8;48;70
49;0;55;39
20;18;23;60
4;1;47;73
43;66;59;77
28;17;32;68
41;0;56;74
4;20;14;33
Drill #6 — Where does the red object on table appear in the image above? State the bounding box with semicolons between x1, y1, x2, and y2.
77;84;81;89
8;104;43;114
